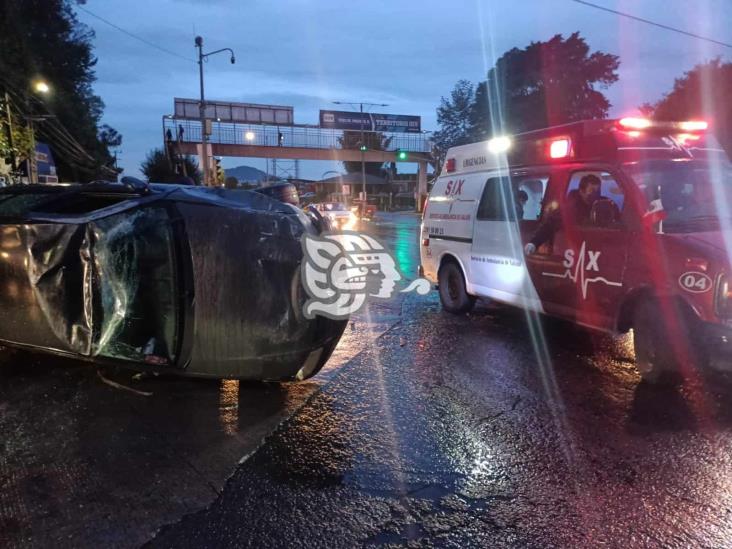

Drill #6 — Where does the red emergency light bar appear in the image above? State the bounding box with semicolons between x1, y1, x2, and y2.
617;117;709;132
549;138;571;159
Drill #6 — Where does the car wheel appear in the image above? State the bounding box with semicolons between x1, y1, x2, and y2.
633;298;703;384
438;261;475;314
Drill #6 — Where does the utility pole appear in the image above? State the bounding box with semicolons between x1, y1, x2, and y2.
195;36;235;186
3;92;16;175
333;100;388;218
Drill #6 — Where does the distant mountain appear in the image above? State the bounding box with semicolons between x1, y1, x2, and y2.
225;165;267;182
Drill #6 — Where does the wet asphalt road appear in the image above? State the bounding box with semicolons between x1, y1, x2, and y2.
4;212;732;547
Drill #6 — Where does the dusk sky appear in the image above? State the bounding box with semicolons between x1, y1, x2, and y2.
76;0;732;180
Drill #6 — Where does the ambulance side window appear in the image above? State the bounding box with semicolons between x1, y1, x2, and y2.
477;177;515;221
566;171;625;214
514;175;549;221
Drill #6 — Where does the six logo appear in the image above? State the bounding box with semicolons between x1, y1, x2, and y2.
678;271;712;293
563;248;601;272
542;241;622;300
444;179;464;196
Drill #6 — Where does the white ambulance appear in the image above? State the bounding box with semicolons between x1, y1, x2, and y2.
419;118;732;382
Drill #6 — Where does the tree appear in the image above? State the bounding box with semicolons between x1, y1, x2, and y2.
338;130;392;176
648;59;732;156
0;0;122;180
471;33;619;136
0;99;34;168
141;148;201;185
432;80;475;166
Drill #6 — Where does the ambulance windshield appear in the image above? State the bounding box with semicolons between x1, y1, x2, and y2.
628;159;732;231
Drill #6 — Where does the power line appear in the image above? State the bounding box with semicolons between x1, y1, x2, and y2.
569;0;732;49
76;6;196;63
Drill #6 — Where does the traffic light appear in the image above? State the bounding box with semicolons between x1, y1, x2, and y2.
359;144;367;152
278;131;284;146
396;149;408;161
213;157;225;185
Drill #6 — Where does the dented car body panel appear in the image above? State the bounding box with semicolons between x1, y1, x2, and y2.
0;183;347;380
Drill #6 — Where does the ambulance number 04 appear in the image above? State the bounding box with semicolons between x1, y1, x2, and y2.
678;271;712;293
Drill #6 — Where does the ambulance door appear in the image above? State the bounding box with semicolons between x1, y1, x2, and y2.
471;174;531;305
560;168;629;330
514;170;571;315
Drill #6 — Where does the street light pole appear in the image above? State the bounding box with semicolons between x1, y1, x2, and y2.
195;36;236;186
359;103;365;216
26;80;51;183
195;36;207;186
333;100;388;219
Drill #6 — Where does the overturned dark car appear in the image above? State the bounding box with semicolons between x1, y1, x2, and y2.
0;180;346;380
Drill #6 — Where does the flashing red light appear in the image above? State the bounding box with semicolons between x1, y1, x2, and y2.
549;139;570;159
445;158;456;173
618;117;652;130
679;120;708;131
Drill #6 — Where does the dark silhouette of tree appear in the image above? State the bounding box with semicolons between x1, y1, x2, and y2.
470;32;619;138
338;130;392;176
432;79;475;168
141;148;201;185
648;59;732;156
0;0;122;180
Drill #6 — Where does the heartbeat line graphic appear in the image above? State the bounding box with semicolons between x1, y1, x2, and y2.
541;241;622;300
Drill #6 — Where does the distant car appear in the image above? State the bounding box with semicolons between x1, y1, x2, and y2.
254;182;300;206
350;199;377;221
0;179;347;381
314;202;356;229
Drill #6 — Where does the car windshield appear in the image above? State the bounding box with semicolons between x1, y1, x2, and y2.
627;159;732;231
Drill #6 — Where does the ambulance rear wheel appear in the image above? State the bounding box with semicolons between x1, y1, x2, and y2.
438;261;475;314
633;298;702;384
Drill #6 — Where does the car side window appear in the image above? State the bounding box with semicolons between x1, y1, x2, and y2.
477;177;514;221
565;171;625;227
514;175;549;221
567;171;625;211
477;175;550;222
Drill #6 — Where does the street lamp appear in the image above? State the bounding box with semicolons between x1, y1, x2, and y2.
33;80;50;95
195;36;236;186
333;100;388;218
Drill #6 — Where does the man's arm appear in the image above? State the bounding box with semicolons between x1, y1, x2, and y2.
529;208;560;248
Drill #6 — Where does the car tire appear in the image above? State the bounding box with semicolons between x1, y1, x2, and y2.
438;261;476;314
633;298;703;384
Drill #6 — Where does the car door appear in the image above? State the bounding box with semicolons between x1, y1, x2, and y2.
528;167;629;329
471;172;548;308
521;169;574;316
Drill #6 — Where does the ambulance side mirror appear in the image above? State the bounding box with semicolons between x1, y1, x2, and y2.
591;199;617;227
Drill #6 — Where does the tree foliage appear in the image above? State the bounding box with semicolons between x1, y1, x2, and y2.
141;148;201;185
0;0;121;180
435;33;619;153
432;79;475;166
338;130;392;176
0;101;34;165
648;59;732;156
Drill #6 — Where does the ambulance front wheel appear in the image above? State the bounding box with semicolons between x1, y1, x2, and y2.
438;261;476;314
633;298;703;384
